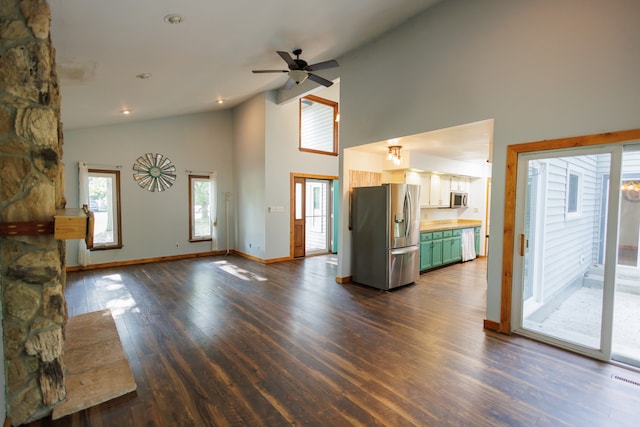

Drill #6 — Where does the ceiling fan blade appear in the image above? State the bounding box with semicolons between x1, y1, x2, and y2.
307;59;339;71
252;69;288;73
307;73;333;87
283;78;295;90
277;51;297;68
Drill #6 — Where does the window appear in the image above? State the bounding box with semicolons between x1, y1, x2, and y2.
189;175;215;241
299;94;338;156
566;169;582;217
88;169;122;249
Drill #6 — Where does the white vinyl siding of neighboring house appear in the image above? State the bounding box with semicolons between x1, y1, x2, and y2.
301;108;334;152
539;155;602;302
299;95;338;155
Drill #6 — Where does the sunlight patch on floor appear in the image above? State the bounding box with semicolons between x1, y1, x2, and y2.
213;260;268;282
95;273;139;317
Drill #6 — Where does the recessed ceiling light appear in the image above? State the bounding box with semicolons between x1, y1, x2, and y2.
136;73;152;79
216;99;224;105
163;14;184;24
121;109;132;115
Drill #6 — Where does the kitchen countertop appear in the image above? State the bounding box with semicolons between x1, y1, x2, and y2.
420;219;482;232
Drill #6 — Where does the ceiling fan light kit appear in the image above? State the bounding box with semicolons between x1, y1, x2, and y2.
288;70;308;84
252;49;339;89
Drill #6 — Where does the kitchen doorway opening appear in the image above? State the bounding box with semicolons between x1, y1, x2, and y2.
290;173;339;258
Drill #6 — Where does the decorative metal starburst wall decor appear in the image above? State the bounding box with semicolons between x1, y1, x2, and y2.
132;153;176;192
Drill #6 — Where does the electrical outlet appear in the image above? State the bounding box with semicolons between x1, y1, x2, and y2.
176;243;179;248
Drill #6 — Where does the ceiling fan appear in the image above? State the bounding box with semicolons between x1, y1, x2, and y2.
252;49;339;89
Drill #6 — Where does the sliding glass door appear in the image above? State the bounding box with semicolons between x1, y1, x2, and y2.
612;145;640;365
513;143;640;366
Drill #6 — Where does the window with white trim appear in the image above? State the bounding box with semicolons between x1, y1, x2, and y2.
566;169;582;218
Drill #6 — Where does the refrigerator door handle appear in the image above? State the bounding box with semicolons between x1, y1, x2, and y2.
390;246;419;255
405;190;412;239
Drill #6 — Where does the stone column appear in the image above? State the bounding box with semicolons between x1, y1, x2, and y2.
0;0;67;424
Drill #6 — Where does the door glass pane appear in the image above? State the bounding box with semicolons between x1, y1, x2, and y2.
295;183;303;220
522;153;611;350
305;180;330;254
522;161;543;310
613;146;640;363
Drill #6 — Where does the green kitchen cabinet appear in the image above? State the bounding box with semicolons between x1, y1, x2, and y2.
420;232;433;270
431;231;443;268
442;229;462;264
451;229;462;262
421;226;479;271
420;231;443;271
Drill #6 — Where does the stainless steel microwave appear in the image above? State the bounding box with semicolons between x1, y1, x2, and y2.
450;191;468;208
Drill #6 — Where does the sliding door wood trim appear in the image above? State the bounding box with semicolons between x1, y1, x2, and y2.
498;128;640;334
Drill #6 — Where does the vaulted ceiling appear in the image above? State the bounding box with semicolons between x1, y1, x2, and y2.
49;0;441;130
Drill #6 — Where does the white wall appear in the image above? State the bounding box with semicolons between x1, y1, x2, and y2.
63;111;233;266
264;84;339;259
231;85;339;261
335;0;640;322
233;93;267;259
62;76;338;271
410;152;485;178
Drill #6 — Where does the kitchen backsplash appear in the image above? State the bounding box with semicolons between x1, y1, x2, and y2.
421;207;461;222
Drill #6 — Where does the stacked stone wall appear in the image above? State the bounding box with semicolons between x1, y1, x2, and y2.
0;1;67;424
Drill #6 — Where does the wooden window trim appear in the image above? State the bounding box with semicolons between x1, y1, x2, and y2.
299;94;339;156
88;168;123;250
188;175;213;242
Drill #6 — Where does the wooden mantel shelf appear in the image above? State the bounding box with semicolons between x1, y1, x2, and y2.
0;205;94;248
0;220;54;236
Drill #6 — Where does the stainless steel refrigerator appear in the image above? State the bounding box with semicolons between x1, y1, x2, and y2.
351;183;421;290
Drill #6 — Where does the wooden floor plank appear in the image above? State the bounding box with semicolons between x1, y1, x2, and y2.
27;255;640;426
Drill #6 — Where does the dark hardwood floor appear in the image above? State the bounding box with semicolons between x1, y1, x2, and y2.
27;255;640;426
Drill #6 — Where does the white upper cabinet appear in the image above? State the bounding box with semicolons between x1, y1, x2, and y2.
419;174;431;207
439;176;451;207
418;173;472;208
429;174;441;207
450;176;471;193
421;174;451;207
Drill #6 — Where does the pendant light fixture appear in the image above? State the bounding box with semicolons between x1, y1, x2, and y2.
387;145;402;165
